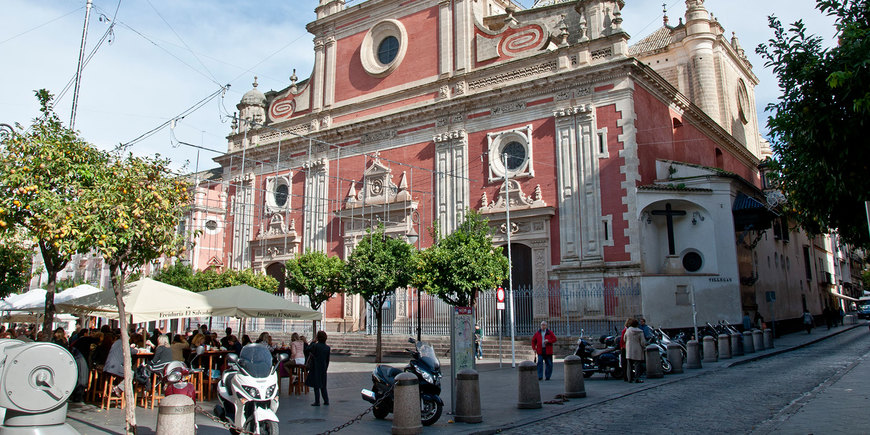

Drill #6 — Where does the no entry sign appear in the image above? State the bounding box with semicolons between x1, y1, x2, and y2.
496;286;505;310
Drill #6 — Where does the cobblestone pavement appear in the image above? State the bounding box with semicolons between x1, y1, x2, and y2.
504;326;870;434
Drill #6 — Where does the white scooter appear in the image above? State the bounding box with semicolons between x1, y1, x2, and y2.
214;343;288;435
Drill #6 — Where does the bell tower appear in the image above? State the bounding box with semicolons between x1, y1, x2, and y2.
683;0;720;124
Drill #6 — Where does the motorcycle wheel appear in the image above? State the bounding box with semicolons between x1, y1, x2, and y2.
373;403;390;420
610;366;624;380
244;419;278;435
662;357;672;374
421;398;443;426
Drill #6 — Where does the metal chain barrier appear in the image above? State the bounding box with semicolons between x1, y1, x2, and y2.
193;385;394;435
315;385;394;435
194;404;257;435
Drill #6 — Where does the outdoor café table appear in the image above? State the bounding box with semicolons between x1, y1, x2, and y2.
202;349;230;401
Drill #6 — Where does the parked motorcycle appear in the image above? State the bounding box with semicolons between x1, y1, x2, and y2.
160;361;197;402
645;332;673;373
574;334;623;379
214;344;288;435
656;328;687;362
361;338;443;426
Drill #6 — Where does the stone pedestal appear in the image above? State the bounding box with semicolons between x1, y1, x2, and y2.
702;336;717;363
563;355;586;398
686;340;702;369
731;333;743;357
645;345;664;378
455;369;482;423
666;343;683;374
763;329;774;349
662;255;684;274
742;331;755;353
156;394;195;435
752;330;764;351
392;373;422;435
717;334;731;359
517;360;542;409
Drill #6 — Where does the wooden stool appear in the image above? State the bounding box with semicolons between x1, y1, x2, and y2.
148;372;163;409
87;368;102;403
290;365;308;395
100;374;125;410
190;369;204;403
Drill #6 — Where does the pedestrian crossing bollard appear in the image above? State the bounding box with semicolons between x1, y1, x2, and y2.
645;345;664;378
742;331;755;353
752;330;764;351
763;329;774;349
702;336;717;363
686;340;702;369
731;332;743;357
156;394;195;435
455;369;482;423
666;343;683;374
563;355;586;398
717;334;731;359
517;360;542;409
392;373;422;435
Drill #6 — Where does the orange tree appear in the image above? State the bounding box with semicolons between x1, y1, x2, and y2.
284;250;345;332
91;153;190;434
0;90;106;334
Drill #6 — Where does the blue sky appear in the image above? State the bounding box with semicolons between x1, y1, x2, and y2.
0;0;836;172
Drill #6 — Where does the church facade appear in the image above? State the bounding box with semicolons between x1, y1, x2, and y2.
184;0;849;334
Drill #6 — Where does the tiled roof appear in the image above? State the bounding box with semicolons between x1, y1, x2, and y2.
629;26;675;56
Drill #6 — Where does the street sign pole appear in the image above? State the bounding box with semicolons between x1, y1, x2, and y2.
496;286;505;368
504;153;516;368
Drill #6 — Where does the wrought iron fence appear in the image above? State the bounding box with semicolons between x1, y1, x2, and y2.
365;283;641;338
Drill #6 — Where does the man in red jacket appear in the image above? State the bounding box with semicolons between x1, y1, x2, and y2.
531;321;557;380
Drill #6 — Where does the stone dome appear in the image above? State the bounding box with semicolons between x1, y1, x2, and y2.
239;77;266;107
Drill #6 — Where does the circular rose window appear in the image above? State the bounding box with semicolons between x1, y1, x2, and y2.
361;20;408;77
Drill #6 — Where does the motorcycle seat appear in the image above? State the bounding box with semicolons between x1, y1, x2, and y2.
590;348;613;358
376;365;403;384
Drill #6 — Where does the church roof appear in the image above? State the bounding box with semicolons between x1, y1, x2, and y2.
629;25;676;56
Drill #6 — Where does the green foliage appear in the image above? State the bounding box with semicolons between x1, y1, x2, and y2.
0;232;33;297
344;227;415;362
756;0;870;247
55;276;89;292
284;250;344;310
413;210;509;307
153;262;279;293
0;89;107;333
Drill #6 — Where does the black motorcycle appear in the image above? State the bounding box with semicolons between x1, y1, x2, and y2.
361;338;443;426
574;335;623;379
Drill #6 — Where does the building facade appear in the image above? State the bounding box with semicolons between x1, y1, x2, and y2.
177;0;861;334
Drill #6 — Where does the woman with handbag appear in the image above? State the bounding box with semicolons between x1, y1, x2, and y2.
305;330;331;406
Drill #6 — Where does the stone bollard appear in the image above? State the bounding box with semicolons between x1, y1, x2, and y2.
731;333;743;357
455;369;482;423
563;355;586;398
763;329;774;349
392;373;422;435
156;394;195;435
702;336;717;363
686;340;702;369
717;334;731;359
517;360;542;409
666;343;683;374
742;331;755;353
645;345;664;379
753;330;764;351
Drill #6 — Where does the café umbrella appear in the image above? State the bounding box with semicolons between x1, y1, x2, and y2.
56;278;214;322
199;285;322;320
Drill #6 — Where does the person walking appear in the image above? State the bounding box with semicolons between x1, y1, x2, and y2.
823;306;832;330
802;309;814;334
531;321;557;381
623;318;646;383
305;330;331;406
620;318;632;382
742;312;752;331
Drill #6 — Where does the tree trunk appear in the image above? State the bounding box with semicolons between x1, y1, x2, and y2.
38;242;63;341
375;309;383;363
110;264;137;435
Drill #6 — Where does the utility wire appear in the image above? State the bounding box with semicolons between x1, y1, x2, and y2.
144;0;220;86
121;85;228;148
0;6;83;46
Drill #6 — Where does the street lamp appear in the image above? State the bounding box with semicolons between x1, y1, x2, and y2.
406;225;421;341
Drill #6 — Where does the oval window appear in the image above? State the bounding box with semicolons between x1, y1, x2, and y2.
274;184;289;207
683;251;703;272
501;141;526;171
205;220;218;231
378;36;399;65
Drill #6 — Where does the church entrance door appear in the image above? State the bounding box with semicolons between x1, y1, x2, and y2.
503;243;534;334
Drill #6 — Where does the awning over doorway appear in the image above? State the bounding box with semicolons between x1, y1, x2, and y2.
733;192;777;231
